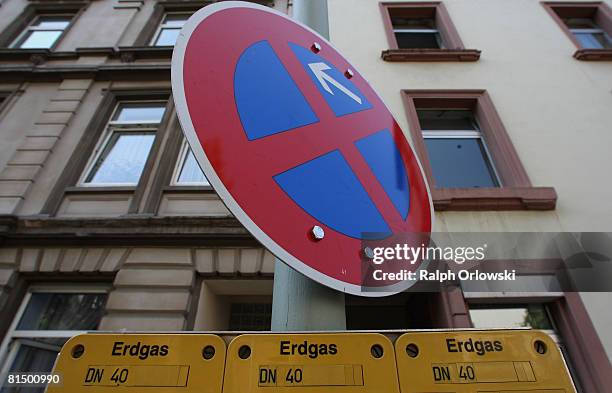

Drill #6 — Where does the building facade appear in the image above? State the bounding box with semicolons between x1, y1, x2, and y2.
0;0;611;392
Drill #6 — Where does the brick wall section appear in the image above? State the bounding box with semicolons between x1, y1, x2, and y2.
101;248;195;331
0;79;92;214
0;246;128;318
0;246;274;331
99;247;274;331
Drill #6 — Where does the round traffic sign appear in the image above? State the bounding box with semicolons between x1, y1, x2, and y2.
172;1;433;296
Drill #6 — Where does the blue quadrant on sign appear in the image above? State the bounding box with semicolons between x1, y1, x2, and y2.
234;40;319;140
273;150;391;239
355;129;410;219
289;43;372;117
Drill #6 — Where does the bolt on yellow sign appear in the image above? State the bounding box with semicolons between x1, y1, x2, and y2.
47;334;225;393
223;333;400;393
395;330;576;393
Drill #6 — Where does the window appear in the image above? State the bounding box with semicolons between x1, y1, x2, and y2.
469;304;554;330
543;2;612;60
11;15;72;49
403;90;557;210
228;303;272;331
564;17;612;48
468;303;583;392
0;288;107;392
80;101;166;186
172;140;209;185
380;2;480;61
151;13;189;46
418;109;500;188
392;14;442;49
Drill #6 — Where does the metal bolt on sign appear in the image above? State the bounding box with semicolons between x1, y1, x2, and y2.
202;345;216;359
311;42;321;53
534;340;547;355
405;343;419;358
71;344;85;359
370;344;384;358
238;345;251;359
311;225;325;240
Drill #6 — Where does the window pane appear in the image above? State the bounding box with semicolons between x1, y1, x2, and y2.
469;305;553;330
177;148;209;184
163;14;189;27
35;17;71;29
113;103;166;123
574;32;612;49
395;32;441;48
573;32;606;48
424;137;498;188
19;30;62;49
17;293;107;330
85;132;155;184
418;110;476;131
155;28;181;46
594;32;612;48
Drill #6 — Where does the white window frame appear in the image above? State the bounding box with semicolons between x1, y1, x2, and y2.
78;100;166;187
0;285;109;383
10;14;73;49
421;120;502;187
150;12;191;47
171;139;210;186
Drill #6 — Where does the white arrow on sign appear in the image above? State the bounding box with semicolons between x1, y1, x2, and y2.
308;62;362;105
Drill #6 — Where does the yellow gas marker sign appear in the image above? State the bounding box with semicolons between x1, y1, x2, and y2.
47;334;225;393
395;330;576;392
223;333;400;393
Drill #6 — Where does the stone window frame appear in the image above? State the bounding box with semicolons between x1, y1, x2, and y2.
379;1;481;61
464;292;612;392
140;113;215;215
542;1;612;60
0;2;87;50
133;0;275;47
402;89;557;211
77;99;168;188
0;284;110;381
42;88;173;216
133;1;212;47
9;14;75;50
149;12;192;47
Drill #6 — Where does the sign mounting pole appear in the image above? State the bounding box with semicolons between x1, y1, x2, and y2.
271;0;346;331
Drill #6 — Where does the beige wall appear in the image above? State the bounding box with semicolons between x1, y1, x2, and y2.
328;0;612;233
328;0;612;361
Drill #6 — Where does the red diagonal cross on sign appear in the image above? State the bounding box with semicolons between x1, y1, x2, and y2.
172;2;433;296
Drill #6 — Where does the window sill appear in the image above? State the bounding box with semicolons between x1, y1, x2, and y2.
381;48;481;62
573;48;612;61
432;187;557;211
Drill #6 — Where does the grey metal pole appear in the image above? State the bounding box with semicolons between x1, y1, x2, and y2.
271;0;346;331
